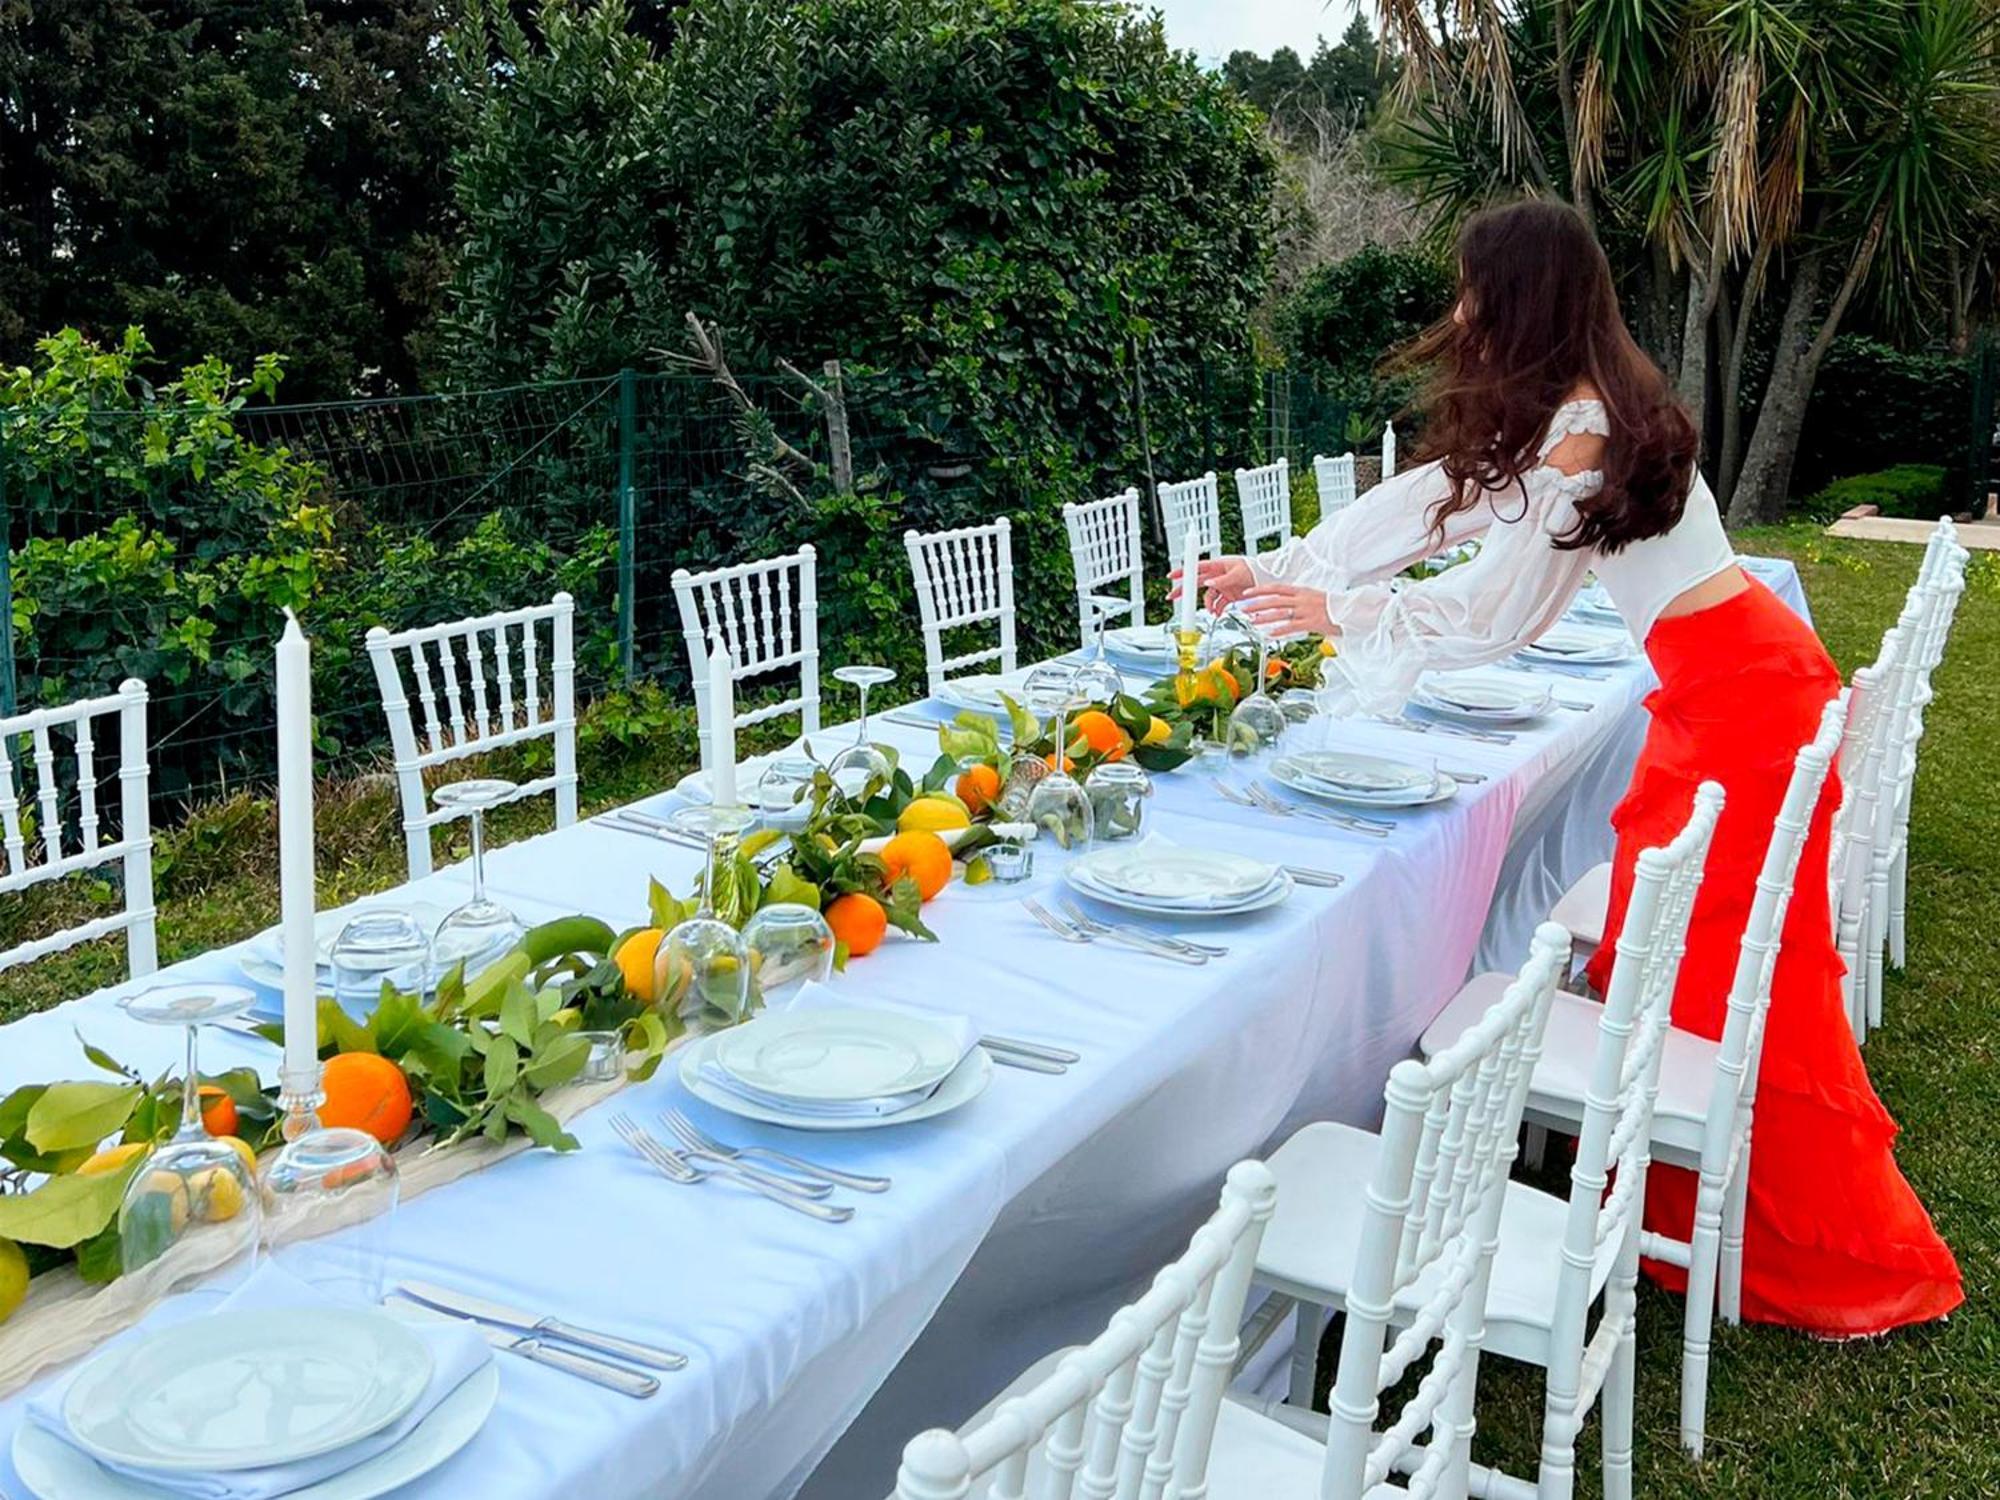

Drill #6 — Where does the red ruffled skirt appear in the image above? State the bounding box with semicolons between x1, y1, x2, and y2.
1583;578;1961;1335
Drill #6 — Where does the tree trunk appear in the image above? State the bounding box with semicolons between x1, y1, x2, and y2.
1675;240;1726;436
1717;244;1771;508
1710;276;1736;482
1551;0;1594;234
1728;211;1885;525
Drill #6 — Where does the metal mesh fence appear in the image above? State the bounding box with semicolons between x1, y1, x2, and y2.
2;357;1355;818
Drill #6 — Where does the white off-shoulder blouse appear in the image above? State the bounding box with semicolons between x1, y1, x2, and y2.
1251;399;1735;714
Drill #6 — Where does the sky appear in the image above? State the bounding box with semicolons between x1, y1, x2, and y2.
1149;0;1362;66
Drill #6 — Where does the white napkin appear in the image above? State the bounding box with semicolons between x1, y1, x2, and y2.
697;983;978;1119
28;1263;491;1500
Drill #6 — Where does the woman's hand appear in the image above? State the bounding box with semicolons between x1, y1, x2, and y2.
1238;584;1336;640
1169;556;1257;612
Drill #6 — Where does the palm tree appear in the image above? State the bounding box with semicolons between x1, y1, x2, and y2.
1374;0;2000;522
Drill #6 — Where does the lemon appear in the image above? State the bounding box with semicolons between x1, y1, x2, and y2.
218;1136;258;1176
896;795;972;833
76;1141;149;1177
0;1237;26;1325
1141;715;1172;746
136;1170;190;1236
188;1166;248;1223
963;854;993;887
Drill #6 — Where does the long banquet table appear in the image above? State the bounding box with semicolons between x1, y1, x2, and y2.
0;560;1806;1500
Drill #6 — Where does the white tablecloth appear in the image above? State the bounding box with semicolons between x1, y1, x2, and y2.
0;560;1805;1500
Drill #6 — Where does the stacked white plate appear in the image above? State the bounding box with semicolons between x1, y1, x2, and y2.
14;1306;499;1500
1567;580;1625;625
678;1004;991;1131
1518;623;1634;666
1103;623;1176;662
1067;840;1291;916
1272;751;1458;809
239;903;451;994
933;669;1036;714
1412;673;1553;725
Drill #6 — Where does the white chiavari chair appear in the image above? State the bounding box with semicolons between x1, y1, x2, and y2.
1313;452;1359;516
0;681;156;979
889;1161;1277;1500
1272;784;1718;1500
366;594;577;881
904;519;1018;700
1061;488;1146;648
1830;625;1904;1042
1234;459;1293;555
1156;471;1224;561
1883;521;1970;984
1381;422;1398;480
1229;922;1569;1499
672;546;821;775
1429;711;1839;1459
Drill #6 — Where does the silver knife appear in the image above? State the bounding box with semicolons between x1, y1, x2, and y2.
388;1297;661;1397
396;1279;689;1371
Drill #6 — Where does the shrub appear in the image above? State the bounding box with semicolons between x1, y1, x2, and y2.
1792;338;1969;500
1272;244;1452;438
1800;465;1950;523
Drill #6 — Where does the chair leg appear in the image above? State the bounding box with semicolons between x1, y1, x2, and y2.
1288;1301;1325;1410
1523;1124;1549;1173
1719;1136;1750;1326
1680;1176;1727;1458
1603;1318;1637;1500
1888;842;1909;971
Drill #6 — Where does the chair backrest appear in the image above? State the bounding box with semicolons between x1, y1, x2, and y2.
1322;922;1570;1500
1381;423;1398;480
891;1160;1278;1500
1313;452;1358;516
1062;488;1146;646
1546;781;1723;1447
672;546;821;774
1156;472;1223;561
904;519;1018;699
0;681;156;978
1234;459;1293;555
1702;696;1845;1170
366;594;577;881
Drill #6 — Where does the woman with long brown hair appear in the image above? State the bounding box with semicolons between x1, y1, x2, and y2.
1190;198;1960;1335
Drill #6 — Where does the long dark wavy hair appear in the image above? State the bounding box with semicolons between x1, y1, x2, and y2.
1392;198;1697;553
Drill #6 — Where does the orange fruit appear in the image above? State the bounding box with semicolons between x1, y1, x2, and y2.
198;1086;238;1138
1041;751;1076;773
615;928;666;1002
1071;710;1131;761
825;892;889;957
318;1052;415;1147
954;763;1002;816
879;831;953;901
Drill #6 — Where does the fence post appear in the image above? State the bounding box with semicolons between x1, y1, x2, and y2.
616;367;637;686
1967;332;1996;519
0;453;15;720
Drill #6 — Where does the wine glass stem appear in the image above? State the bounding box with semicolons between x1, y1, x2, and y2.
857;684;871;743
699;830;720;919
178;1023;203;1137
469;808;487;904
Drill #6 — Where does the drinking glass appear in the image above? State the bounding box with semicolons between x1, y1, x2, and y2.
116;984;263;1295
430;778;525;981
1071;596;1128;706
663;915;753;1030
329;910;432;1009
1021;662;1082;755
743;902;837;1008
1025;769;1094;865
668;801;758;917
1228;693;1288;765
755;753;821;831
829;664;897;798
1084;761;1153;842
263;1127;399;1304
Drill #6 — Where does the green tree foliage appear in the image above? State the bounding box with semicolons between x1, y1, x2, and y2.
1274;245;1452;433
1222;18;1386;136
0;0;461;398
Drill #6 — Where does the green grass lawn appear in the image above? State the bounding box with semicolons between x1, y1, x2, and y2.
3;523;1994;1495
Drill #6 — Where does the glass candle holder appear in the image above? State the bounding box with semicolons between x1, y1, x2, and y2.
1084;761;1153;842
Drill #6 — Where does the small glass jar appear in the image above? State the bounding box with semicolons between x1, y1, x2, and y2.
986;821;1036;883
578;1030;623;1083
1084;761;1153;843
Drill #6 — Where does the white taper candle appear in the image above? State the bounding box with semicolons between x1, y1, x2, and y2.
275;610;320;1095
1177;525;1201;633
707;633;738;806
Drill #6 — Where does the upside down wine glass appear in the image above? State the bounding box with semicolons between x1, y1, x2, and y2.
663;801;757;1030
117;984;264;1295
1072;596;1128;707
1226;614;1287;766
1021;664;1095;864
430;778;527;982
828;664;898;800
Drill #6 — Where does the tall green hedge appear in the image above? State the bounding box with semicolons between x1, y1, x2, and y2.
1791;337;1970;501
1270;245;1453;445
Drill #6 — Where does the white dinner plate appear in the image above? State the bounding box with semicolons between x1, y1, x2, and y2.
1066;864;1294;918
1412;675;1553;725
1278;751;1434;796
62;1309;433;1473
1104;624;1175;659
1519;624;1634;665
710;1007;967;1103
1273;755;1458;810
934;672;1033;713
680;1031;992;1130
17;1341;496;1500
1071;844;1276;903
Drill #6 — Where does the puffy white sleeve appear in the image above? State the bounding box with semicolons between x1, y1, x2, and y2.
1316;464;1601;718
1250;458;1495;593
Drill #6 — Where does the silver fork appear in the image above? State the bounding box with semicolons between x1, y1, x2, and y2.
1386;715;1516;745
1502;658;1610;682
610;1112;831;1198
1021;898;1207;965
1281;865;1347;888
1058;897;1228;958
663;1109;890;1194
1227;781;1395;837
609;1115;853;1223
